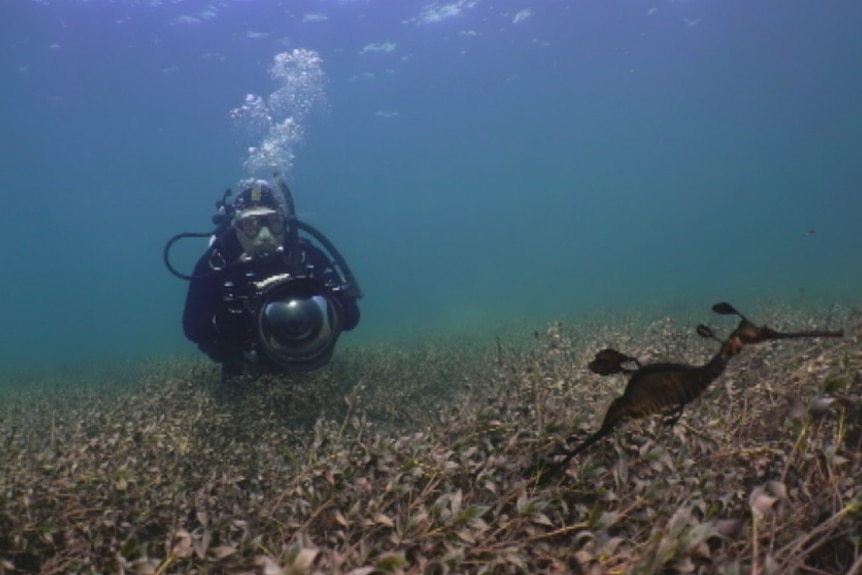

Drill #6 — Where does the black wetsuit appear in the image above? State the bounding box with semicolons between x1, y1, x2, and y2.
182;231;360;368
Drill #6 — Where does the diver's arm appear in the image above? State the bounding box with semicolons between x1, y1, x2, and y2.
340;296;361;331
183;259;246;363
302;241;361;331
182;254;221;344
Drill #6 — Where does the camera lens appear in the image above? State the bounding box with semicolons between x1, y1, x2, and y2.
263;295;329;345
256;278;343;370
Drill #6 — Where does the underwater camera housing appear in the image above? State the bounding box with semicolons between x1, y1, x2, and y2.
218;273;344;371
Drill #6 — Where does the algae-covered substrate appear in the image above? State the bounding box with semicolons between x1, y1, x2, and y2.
2;301;861;574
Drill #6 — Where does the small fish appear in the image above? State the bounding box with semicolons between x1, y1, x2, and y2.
804;229;815;237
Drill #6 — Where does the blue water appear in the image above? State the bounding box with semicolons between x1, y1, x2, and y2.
2;0;860;371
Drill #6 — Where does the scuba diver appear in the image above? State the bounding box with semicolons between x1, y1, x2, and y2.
164;177;361;379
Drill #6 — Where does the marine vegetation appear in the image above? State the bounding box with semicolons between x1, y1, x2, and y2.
0;301;860;574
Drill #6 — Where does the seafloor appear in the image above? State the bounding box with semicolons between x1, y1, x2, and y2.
1;300;860;574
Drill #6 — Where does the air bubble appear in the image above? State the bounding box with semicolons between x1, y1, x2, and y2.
229;49;327;178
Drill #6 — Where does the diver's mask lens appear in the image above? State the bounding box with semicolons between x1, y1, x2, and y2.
237;212;285;238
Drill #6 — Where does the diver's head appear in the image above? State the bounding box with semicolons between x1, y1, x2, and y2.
232;181;286;258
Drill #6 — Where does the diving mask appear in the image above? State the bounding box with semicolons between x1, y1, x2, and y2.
235;209;285;238
234;208;285;259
